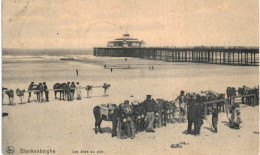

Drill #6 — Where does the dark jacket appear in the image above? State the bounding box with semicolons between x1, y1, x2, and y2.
143;99;156;112
188;102;204;121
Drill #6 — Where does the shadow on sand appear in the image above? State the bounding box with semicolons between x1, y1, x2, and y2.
93;127;112;134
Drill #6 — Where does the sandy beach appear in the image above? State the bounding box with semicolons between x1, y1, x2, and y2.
2;55;259;155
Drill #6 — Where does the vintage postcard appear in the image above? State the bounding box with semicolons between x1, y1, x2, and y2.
1;0;259;155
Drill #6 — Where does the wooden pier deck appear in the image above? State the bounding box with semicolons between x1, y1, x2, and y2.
94;46;259;66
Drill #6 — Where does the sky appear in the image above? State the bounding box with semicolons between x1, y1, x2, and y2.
2;0;259;49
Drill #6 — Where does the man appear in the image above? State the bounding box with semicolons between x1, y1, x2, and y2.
187;101;204;136
36;83;43;102
70;82;76;100
123;100;135;139
143;95;156;132
194;102;204;135
28;82;35;103
175;91;187;123
66;82;72;101
212;103;219;133
43;82;49;102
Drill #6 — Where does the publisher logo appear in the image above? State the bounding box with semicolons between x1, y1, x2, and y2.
6;146;15;154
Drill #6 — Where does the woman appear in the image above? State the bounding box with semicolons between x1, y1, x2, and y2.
76;82;81;100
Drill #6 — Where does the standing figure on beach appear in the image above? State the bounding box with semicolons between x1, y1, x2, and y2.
212;104;219;133
76;69;79;76
111;68;113;72
2;87;8;104
36;83;43;102
70;82;76;100
143;95;156;132
76;82;81;100
66;82;72;101
43;82;49;102
123;100;135;139
187;102;204;136
175;91;187;123
28;82;35;103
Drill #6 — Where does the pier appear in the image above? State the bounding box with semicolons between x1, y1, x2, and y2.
94;46;259;66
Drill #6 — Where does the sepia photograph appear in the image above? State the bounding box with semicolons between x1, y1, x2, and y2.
1;0;259;154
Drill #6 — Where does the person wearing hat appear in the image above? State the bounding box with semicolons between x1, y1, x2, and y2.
175;91;188;123
43;82;49;102
143;95;156;132
212;103;219;133
123;100;135;139
28;82;36;103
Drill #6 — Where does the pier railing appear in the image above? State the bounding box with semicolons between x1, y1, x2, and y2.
94;46;259;66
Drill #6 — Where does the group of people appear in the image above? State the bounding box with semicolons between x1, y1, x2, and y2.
28;82;49;103
112;95;158;139
110;91;225;139
2;81;83;105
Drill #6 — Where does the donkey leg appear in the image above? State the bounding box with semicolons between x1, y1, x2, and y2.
95;120;98;134
98;119;103;133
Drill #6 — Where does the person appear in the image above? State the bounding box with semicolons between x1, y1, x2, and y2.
187;101;204;136
212;104;219;133
28;82;35;103
112;106;121;138
2;87;8;104
70;82;76;100
175;91;187;122
36;83;43;102
123;100;135;139
76;69;79;76
111;68;113;72
118;103;128;139
66;82;72;101
43;82;49;102
76;82;81;100
143;95;156;132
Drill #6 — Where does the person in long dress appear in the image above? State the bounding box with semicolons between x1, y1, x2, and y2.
76;82;81;100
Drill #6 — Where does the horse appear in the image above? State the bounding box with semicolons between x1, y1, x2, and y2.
5;89;15;106
93;103;119;134
226;87;237;104
16;89;25;104
216;93;225;112
239;86;259;106
53;83;67;100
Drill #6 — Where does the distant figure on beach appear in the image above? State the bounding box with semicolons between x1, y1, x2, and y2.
70;82;76;100
28;82;36;103
152;66;154;70
125;58;127;61
111;68;113;72
76;69;79;76
76;82;81;100
43;82;49;102
104;64;107;68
